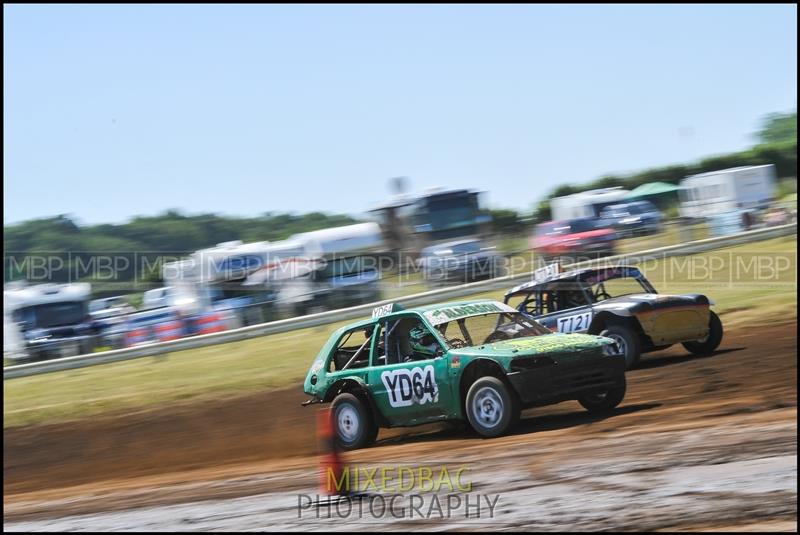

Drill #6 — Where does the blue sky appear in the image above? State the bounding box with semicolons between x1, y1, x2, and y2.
3;4;797;225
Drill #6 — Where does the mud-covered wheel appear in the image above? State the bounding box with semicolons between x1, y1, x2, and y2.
465;377;519;438
331;393;378;451
682;311;723;356
578;376;626;413
600;324;641;369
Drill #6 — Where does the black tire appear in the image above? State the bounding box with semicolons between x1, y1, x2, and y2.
331;393;378;451
465;376;520;438
682;311;723;355
600;323;641;369
578;376;626;413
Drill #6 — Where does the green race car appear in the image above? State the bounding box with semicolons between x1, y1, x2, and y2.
303;300;627;450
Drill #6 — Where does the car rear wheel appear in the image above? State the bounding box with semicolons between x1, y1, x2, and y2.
578;377;626;413
682;311;723;355
331;393;378;451
465;377;519;438
600;324;641;369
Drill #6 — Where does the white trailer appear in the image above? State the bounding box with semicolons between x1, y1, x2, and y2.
4;282;94;361
550;187;631;221
679;164;777;219
248;222;385;315
162;222;385;319
160;240;282;325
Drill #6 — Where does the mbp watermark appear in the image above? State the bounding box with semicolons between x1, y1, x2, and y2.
4;247;795;291
636;250;796;289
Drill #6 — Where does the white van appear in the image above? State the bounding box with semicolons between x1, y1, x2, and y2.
550;188;631;221
679;165;777;219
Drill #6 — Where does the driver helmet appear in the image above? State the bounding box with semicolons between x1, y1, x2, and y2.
409;324;438;356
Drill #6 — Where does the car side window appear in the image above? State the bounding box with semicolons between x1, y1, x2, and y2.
329;325;375;372
519;293;543;316
540;290;562;314
372;316;443;367
538;284;589;313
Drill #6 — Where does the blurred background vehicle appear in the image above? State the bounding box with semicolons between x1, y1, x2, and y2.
679;164;778;235
161;222;384;321
3;282;96;361
531;217;617;261
679;164;777;219
288;222;384;313
549;187;630;221
598;200;663;237
123;306;187;347
89;296;135;320
89;296;136;350
142;286;180;310
369;187;492;254
419;238;503;285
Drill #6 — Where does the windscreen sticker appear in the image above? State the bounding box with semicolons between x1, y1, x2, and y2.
424;302;516;325
556;312;592;333
381;365;439;408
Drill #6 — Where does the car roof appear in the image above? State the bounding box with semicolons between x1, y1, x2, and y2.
421;239;482;252
410;299;501;314
539;217;595;226
603;200;654;210
338;299;508;331
505;265;642;297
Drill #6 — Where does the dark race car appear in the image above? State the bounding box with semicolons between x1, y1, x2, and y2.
503;264;723;368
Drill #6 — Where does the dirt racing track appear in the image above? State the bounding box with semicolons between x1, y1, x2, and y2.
4;321;798;531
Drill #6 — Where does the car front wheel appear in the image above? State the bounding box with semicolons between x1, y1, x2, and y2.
331;393;378;451
465;377;519;438
578;377;626;413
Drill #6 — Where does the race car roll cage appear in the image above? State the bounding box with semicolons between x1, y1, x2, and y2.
505;267;658;315
361;310;548;366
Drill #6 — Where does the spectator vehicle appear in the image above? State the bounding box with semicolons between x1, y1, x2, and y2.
123;307;187;347
303;300;626;450
531;218;617;260
679;164;776;219
89;296;136;350
89;296;135;320
420;239;503;285
3;282;96;361
598;200;663;237
503;264;723;369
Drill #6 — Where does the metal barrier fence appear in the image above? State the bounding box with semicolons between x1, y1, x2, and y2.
3;222;796;380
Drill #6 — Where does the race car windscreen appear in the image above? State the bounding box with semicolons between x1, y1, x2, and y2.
591;276;651;302
437;312;550;349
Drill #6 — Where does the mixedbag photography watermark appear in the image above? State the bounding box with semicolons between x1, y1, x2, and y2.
297;492;501;520
296;462;501;521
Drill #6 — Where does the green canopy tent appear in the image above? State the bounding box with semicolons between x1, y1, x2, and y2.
624;181;680;199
